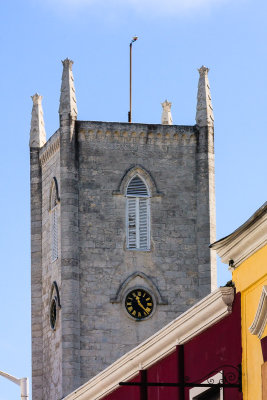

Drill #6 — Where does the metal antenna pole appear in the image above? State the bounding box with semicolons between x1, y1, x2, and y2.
128;36;138;123
128;42;132;123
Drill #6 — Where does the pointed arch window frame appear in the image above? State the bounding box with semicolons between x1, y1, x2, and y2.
126;175;151;251
113;165;163;252
49;178;60;263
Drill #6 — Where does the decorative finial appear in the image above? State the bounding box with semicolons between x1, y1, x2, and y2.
59;58;78;117
198;65;210;77
196;66;214;127
62;58;74;69
30;93;46;147
161;100;173;125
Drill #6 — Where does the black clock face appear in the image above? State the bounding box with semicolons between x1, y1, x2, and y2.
50;298;57;330
125;289;154;320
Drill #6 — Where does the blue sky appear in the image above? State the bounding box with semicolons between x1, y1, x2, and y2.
1;0;267;398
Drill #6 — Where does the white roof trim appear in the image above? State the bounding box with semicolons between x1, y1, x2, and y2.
210;203;267;269
249;285;267;338
63;287;234;400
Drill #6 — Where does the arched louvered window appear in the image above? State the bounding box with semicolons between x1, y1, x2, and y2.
50;178;59;262
126;176;150;250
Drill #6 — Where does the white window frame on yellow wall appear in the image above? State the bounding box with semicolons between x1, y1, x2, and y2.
126;175;150;251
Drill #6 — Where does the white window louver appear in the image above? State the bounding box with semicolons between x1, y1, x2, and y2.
127;198;137;249
127;176;148;196
126;176;150;250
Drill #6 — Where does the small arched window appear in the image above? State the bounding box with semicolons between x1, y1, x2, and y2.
49;281;61;331
50;178;59;262
126;176;150;251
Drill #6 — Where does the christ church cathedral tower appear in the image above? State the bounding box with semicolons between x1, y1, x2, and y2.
30;59;216;399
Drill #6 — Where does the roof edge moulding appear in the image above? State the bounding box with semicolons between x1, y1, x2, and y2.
210;202;267;269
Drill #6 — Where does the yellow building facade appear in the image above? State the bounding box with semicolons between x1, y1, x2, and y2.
211;202;267;400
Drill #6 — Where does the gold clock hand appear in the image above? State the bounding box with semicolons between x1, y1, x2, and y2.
137;298;147;313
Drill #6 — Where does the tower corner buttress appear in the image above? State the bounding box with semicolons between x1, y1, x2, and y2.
195;66;217;294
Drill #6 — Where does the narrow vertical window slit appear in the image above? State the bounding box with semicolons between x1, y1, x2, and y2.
50;178;59;262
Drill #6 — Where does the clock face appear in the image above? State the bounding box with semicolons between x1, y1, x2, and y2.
125;289;154;320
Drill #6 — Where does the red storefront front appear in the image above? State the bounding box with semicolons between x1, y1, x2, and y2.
64;287;242;400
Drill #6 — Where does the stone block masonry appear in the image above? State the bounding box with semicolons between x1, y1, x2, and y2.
30;60;216;399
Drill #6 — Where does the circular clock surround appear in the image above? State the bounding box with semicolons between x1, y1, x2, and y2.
125;288;154;320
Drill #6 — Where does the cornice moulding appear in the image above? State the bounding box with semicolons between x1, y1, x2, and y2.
249;285;267;338
39;131;60;167
63;287;234;400
210;202;267;268
78;127;197;146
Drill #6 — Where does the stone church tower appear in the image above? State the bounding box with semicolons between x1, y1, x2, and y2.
30;59;216;399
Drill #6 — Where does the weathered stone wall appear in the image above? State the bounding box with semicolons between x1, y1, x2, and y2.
31;119;216;398
39;131;62;400
30;147;43;400
76;121;215;382
59;114;81;397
